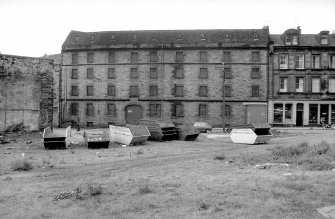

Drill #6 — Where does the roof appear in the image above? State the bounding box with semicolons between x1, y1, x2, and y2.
270;34;335;47
62;29;270;50
41;54;61;64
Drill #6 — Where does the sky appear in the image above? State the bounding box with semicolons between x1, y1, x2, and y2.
0;0;334;57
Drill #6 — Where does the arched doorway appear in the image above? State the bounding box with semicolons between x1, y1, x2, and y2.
125;105;143;124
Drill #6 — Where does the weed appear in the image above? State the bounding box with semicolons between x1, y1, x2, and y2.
87;183;103;196
199;202;210;210
136;148;144;155
139;182;153;194
283;181;313;192
271;142;308;158
214;154;225;160
10;159;33;171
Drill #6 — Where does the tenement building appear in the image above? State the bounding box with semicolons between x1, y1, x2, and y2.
268;27;335;126
60;28;270;127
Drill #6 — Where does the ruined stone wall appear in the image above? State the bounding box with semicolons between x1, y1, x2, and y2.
0;55;54;131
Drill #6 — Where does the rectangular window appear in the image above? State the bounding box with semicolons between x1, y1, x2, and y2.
130;68;138;79
108;68;116;79
328;79;335;93
285;104;293;120
251;67;260;79
87;85;93;96
107;103;116;116
131;52;138;63
199;86;208;97
221;105;232;117
295;77;304;92
86;103;94;116
295;54;304;69
274;103;283;123
70;102;78;116
172;102;184;117
149;85;158;96
174;85;184;97
329;55;335;69
199;104;208;117
72;53;78;64
176;51;184;62
87;68;93;79
199;68;208;79
108;52;115;63
129;85;139;97
224;67;232;79
286;35;292;45
150;51;158;62
252;86;260;97
107;85;116;96
280;54;288;69
175;67;184;79
223;51;231;62
224;85;232;97
280;78;288;92
71;69;78;79
150;68;158;79
251;51;260;62
71;86;78;96
309;104;318;124
200;51;208;62
312;55;320;69
149;104;161;117
321;35;328;45
292;34;298;45
87;52;94;63
312;78;320;93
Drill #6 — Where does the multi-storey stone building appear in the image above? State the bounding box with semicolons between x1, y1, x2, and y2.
268;27;335;126
60;28;270;127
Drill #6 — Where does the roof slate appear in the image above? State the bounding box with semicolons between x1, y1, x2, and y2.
62;29;270;49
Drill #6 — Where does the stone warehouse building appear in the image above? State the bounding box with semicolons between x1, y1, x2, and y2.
60;28;270;127
268;27;335;126
0;54;54;131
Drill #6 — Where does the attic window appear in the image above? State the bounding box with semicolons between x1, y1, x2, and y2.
285;34;292;45
321;34;328;45
177;33;182;41
224;33;230;42
90;35;95;42
75;36;79;43
253;33;258;40
111;35;115;42
151;34;157;41
292;34;298;45
133;35;137;41
201;33;206;41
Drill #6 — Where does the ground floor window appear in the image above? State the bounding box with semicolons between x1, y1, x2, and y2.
86;122;93;128
149;104;161;117
309;104;318;124
320;104;329;124
172;102;184;117
285;104;292;120
274;103;283;123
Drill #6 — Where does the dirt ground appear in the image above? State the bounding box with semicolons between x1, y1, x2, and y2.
0;128;334;219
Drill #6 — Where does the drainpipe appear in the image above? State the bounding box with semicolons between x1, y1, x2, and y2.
161;44;164;120
58;54;63;127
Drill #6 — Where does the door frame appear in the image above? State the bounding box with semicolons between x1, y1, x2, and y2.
124;104;143;124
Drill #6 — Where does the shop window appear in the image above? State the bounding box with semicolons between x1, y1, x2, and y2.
309;104;318;124
274;103;283;123
320;104;329;124
285;104;292;120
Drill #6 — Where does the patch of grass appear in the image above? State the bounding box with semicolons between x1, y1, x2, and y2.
271;141;308;159
136;148;144;155
139;182;153;194
10;159;33;171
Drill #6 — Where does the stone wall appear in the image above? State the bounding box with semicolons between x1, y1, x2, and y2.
0;54;54;131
